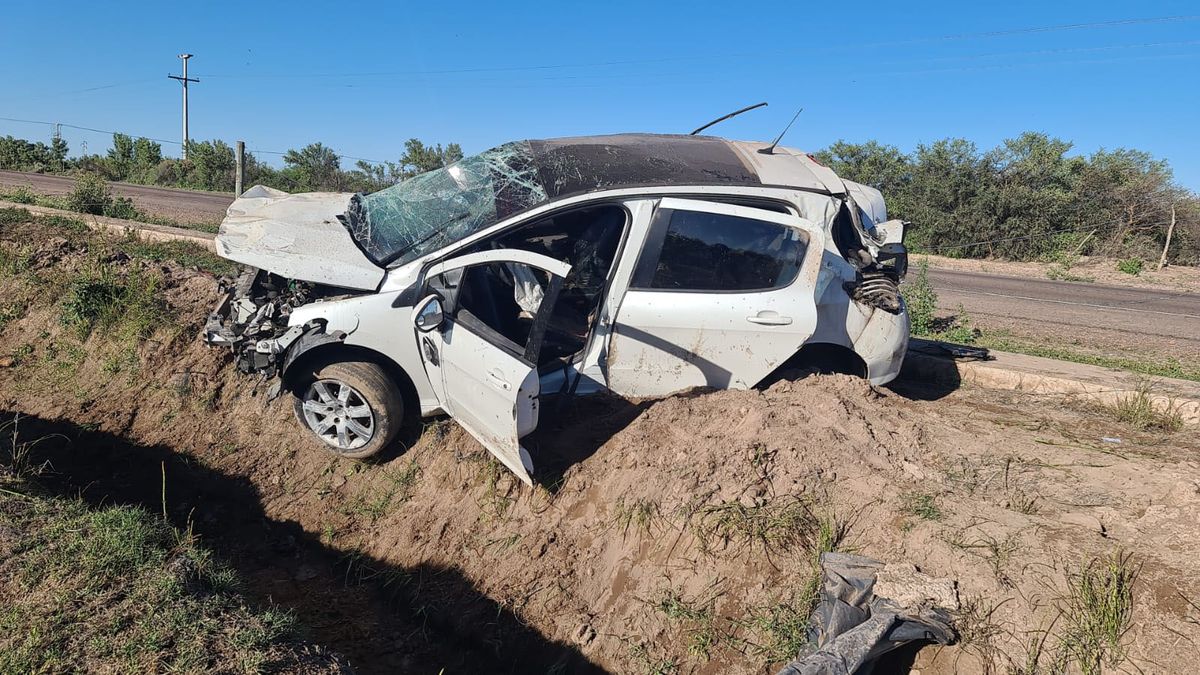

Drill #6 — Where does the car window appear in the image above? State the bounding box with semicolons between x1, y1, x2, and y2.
453;262;549;352
636;209;807;292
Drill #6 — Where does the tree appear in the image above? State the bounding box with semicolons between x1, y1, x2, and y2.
282;142;343;191
399;139;463;177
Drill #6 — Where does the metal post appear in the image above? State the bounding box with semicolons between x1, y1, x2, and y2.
168;54;198;159
235;140;245;197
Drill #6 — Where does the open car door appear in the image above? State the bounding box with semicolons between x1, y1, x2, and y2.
412;249;571;485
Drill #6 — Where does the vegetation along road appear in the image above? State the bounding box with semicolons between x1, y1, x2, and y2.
4;168;1196;368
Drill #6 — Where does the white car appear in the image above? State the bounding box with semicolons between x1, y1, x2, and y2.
206;134;910;484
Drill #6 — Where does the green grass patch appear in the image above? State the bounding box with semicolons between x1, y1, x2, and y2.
974;331;1200;382
117;236;238;276
60;265;168;341
900;491;944;521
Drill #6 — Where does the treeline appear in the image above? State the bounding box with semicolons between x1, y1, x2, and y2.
0;133;462;195
3;130;1197;264
814;132;1199;264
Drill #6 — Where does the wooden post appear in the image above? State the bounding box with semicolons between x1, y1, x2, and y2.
235;140;245;197
1158;203;1176;270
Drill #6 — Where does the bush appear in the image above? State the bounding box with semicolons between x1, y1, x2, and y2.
1117;258;1144;276
902;259;938;335
66;173;112;215
60;266;166;340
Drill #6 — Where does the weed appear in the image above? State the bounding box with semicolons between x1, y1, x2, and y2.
945;530;1021;586
613;497;659;536
118;236;239;276
0;244;34;277
9;342;34;366
974;331;1200;382
653;589;722;660
901;491;944;521
0;206;34;224
627;640;679;675
902;258;938;335
476;456;517;519
66;172;112;215
737;598;810;664
693;495;821;556
4;186;37;204
1116;258;1143;276
953;595;1006;669
1109;380;1183;432
1057;552;1137;675
60;264;167;341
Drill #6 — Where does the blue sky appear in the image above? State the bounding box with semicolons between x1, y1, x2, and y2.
2;1;1198;188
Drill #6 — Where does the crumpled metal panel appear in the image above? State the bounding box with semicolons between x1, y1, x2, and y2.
343;142;546;267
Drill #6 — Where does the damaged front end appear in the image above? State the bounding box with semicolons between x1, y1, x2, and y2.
203;268;330;377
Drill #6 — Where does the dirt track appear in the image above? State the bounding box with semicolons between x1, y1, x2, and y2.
2;214;1199;673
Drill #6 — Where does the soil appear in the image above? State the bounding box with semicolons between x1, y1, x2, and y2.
2;217;1198;673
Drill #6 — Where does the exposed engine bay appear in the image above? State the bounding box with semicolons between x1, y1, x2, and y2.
204;268;354;377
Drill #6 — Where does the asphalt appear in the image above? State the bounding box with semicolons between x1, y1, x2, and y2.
926;268;1200;347
0;169;234;223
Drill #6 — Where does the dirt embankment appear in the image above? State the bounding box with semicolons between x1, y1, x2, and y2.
2;213;1199;673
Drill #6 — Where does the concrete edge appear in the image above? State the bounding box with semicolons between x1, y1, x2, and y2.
901;350;1200;426
0;200;216;251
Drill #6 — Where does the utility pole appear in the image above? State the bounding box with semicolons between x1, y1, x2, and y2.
168;54;198;159
235;140;245;197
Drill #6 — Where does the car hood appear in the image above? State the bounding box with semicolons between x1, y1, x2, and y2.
215;185;385;291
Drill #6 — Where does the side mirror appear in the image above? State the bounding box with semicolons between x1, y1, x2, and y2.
413;294;444;332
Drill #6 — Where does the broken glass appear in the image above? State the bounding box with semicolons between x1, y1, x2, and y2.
342;142;546;267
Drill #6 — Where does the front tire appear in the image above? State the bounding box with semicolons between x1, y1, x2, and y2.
291;360;404;459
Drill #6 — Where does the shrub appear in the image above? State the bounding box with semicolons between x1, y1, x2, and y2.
1116;258;1143;276
60;266;166;340
902;259;938;335
66;173;112;215
5;186;37;204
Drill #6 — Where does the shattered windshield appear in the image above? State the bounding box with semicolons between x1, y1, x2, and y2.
342;142;547;267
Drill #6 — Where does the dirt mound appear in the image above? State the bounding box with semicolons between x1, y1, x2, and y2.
3;213;1199;673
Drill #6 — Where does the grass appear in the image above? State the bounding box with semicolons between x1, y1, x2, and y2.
1;183;219;233
1055;552;1138;675
1108;380;1184;432
0;421;317;673
116;236;238;276
973;330;1200;382
692;495;823;556
900;490;944;521
60;265;168;341
653;589;721;659
612;497;659;536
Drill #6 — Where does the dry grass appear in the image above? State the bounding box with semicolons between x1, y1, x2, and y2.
1109;381;1184;432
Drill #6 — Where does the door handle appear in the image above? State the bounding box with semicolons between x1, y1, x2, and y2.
746;312;792;326
486;370;511;390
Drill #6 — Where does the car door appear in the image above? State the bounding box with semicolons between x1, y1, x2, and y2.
605;197;825;397
414;249;570;485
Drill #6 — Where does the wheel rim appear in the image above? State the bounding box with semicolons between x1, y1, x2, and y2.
300;379;375;451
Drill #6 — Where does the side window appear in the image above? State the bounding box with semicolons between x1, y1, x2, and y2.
450;262;550;353
634;208;807;291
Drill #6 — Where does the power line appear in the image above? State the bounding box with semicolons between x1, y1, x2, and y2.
193;14;1200;81
0;115;390;166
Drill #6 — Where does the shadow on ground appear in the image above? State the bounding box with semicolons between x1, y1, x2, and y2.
3;411;606;675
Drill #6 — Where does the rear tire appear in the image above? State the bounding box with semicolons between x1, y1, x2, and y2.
291;360;404;460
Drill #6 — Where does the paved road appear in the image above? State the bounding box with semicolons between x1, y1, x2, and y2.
926;268;1200;348
0;169;234;224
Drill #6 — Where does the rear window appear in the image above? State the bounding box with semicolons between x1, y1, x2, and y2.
634;208;806;292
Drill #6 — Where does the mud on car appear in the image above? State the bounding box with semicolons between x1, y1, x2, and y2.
205;133;910;484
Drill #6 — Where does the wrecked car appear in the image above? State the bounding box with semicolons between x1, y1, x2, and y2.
205;134;910;484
